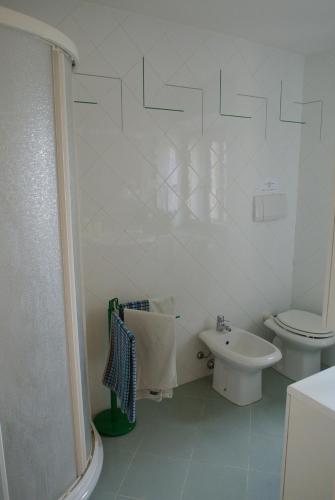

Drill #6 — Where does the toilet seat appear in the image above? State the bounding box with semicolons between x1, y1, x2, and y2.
264;311;335;381
273;310;334;339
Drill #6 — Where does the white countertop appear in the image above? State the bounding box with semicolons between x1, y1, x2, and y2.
288;366;335;418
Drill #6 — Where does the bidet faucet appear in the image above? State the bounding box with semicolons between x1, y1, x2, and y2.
216;315;232;332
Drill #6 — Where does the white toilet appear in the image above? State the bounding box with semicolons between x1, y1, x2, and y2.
199;327;282;406
264;309;335;381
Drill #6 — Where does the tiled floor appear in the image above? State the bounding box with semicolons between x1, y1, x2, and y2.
91;368;290;500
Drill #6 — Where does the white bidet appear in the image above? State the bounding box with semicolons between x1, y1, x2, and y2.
199;327;282;405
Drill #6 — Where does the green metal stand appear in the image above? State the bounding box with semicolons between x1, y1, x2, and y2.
94;298;136;437
94;392;136;437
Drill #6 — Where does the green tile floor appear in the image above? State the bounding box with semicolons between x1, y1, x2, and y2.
91;368;290;500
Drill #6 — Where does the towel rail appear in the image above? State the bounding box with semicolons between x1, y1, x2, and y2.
93;298;136;437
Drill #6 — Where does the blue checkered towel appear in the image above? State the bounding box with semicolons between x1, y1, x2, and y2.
119;299;150;321
103;312;136;423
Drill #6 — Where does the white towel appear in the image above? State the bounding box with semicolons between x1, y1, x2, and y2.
149;295;175;315
124;308;177;400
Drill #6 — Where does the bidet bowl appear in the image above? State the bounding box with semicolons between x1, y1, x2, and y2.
199;327;282;371
199;327;282;405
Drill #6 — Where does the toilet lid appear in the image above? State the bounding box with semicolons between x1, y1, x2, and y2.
275;310;332;336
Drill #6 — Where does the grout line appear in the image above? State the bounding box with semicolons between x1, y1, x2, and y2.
248;408;252;471
179;397;204;500
117;495;145;500
117;496;144;500
187;458;249;473
248;467;281;476
197;397;207;426
246;408;252;495
127;450;194;463
114;436;144;497
200;398;207;417
179;447;194;500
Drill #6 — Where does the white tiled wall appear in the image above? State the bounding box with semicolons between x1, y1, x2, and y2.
65;2;305;412
292;50;335;317
4;0;305;413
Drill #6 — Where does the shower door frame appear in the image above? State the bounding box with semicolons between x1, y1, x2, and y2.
323;154;335;331
52;46;88;476
323;205;335;329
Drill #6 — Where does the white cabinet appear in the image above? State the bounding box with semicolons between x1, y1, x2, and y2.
281;367;335;500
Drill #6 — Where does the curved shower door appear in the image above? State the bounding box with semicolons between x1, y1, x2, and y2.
0;17;92;500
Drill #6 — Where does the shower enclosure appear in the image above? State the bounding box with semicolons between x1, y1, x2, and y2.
0;7;102;500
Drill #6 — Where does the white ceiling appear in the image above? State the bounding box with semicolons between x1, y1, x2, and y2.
90;0;335;54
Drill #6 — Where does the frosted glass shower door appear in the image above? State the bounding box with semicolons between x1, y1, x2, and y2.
0;24;90;500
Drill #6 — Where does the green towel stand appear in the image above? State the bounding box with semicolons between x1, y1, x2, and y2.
93;298;136;437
